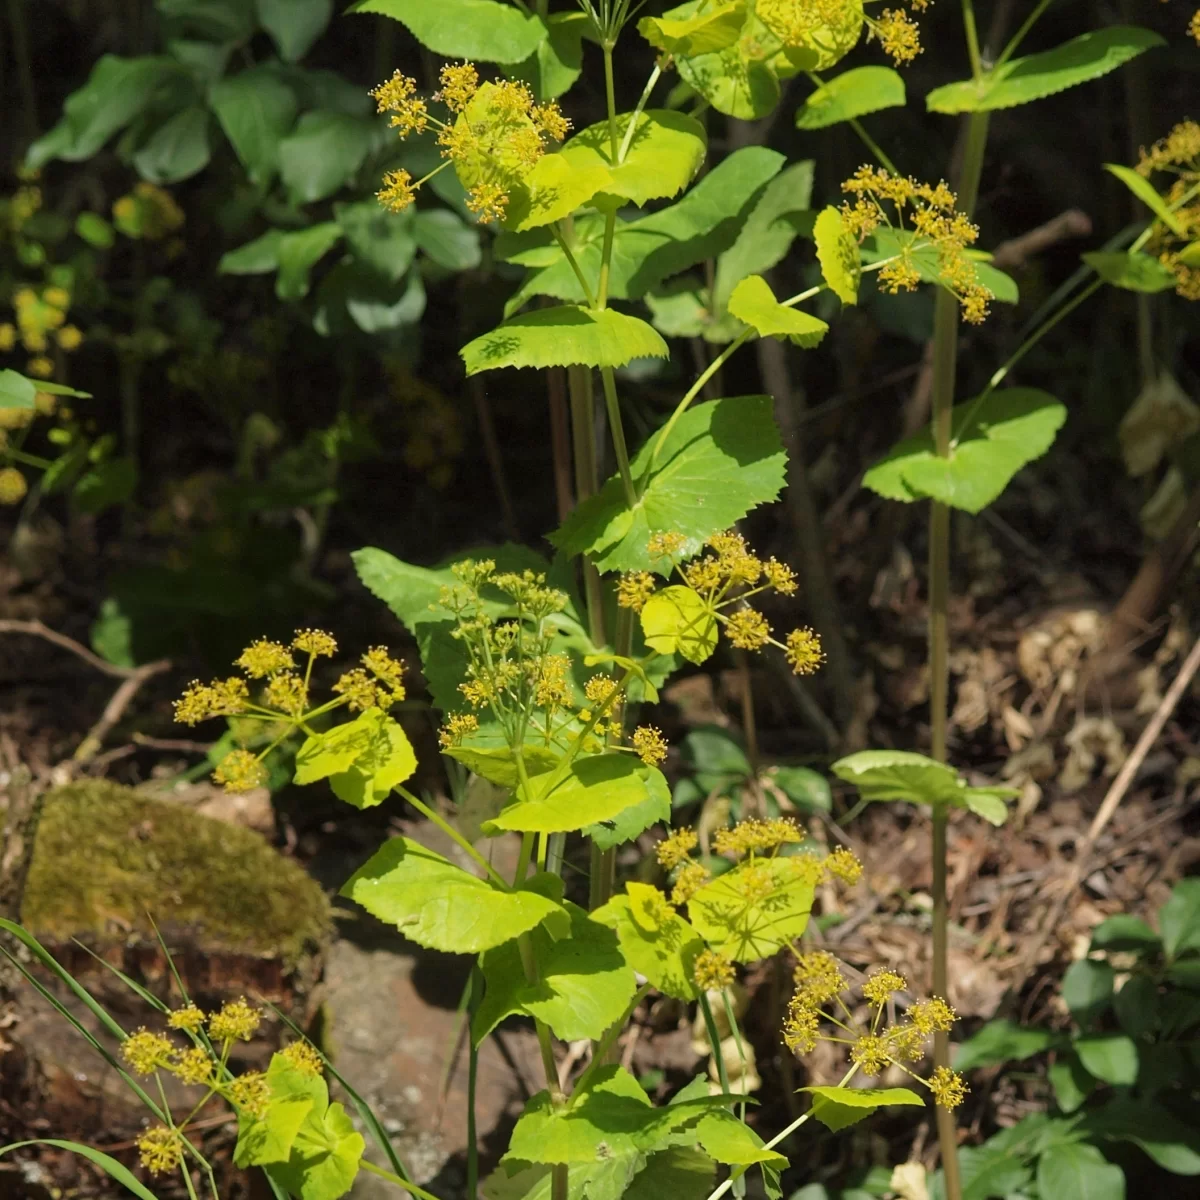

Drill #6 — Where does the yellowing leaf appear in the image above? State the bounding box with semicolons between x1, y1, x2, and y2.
638;3;746;57
728;273;829;347
639;585;718;664
813;206;859;305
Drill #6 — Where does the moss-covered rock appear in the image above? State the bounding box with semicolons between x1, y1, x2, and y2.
22;780;330;969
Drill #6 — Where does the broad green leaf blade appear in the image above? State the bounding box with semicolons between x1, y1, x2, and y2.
1050;1053;1095;1114
1103;164;1187;236
964;789;1011;826
257;0;334;61
640;585;718;664
413;208;482;269
689;1110;788;1168
953;1019;1061;1071
814;206;859;304
443;743;560;789
484;755;669;835
1091;914;1160;954
504;154;613;231
1082;250;1178;293
927;26;1165;114
638;4;746;58
461;306;667;375
728;274;829;347
582;785;671;851
1081;1099;1200;1176
0;1141;158;1200
210;67;298;184
294;708;416;809
29;378;91;399
800;1086;923;1132
831;749;961;804
1062;959;1115;1025
592;884;705;1000
341;836;569;952
796;66;906;130
279;110;374;205
626;1147;716;1200
511;11;587;101
235;1058;321;1166
0;369;37;410
337;201;416;281
552;395;786;575
863;388;1066;514
1035;1143;1125;1200
864;227;1019;305
276;222;344;300
561;110;707;206
1159;877;1200;959
1178;242;1200;268
688;856;816;962
132;104;211;183
474;901;637;1043
265;1079;365;1200
219;228;286;275
350;0;545;63
1074;1034;1138;1086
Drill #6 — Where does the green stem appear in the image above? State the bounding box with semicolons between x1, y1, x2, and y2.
994;0;1056;69
360;1159;445;1200
848;117;898;175
598;210;616;309
396;786;508;888
961;0;983;78
551;224;598;308
574;983;651;1096
601;367;637;506
5;447;51;469
602;44;619;162
515;829;536;884
517;933;564;1101
619;64;662;162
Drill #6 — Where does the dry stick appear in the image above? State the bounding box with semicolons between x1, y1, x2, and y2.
1018;634;1200;977
989;209;1092;271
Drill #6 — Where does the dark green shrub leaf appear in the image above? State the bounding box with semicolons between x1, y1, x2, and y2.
1160;877;1200;959
1092;914;1160;954
1049;1053;1095;1114
953;1019;1061;1071
132;104;212;183
592;883;705;1000
336;201;416;281
219;228;286;275
1082;1099;1200;1175
551;395;786;574
412;209;482;271
350;0;546;64
1035;1143;1125;1200
1074;1034;1138;1085
927;26;1165;114
257;0;333;62
768;766;832;813
276;222;343;300
796;66;906;129
1113;973;1159;1039
341;836;569;952
510;11;587;101
863;388;1066;514
210;67;298;185
279;111;374;205
74;457;137;515
1062;959;1115;1025
799;1086;923;1133
1083;250;1177;293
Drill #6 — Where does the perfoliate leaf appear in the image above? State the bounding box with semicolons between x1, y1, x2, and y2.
1103;164;1188;236
473;901;637;1043
460;306;668;375
795;65;906;129
265;1093;364;1200
638;4;747;58
687;856;816;962
583;786;671;851
640;585;719;665
349;0;546;64
592;884;705;1000
293;708;416;809
551;395;787;575
862;388;1066;514
442;743;560;789
814;207;859;305
235;1058;320;1167
341;836;569;952
484;754;669;835
800;1086;924;1132
863;227;1019;305
927;26;1165;114
561;110;707;206
504;154;612;231
673;6;787;121
728;274;829;347
1083;250;1178;294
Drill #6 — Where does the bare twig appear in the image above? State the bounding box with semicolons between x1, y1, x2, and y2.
74;660;172;765
0;618;136;678
990;210;1092;271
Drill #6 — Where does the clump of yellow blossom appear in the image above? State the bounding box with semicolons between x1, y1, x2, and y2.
293;628;337;657
439;711;480;748
929;1064;969;1108
632;725;668;766
616;570;656;612
693;949;736;990
671;861;712;905
1135;120;1200;300
136;1126;185;1175
228;1070;272;1118
172;1047;214;1086
862;970;907;1005
714;817;804;857
113;182;184;240
208;997;262;1043
122;1028;174;1075
167;1004;205;1033
867;8;922;64
657;827;699;868
213;748;268;794
280;1040;325;1077
0;466;28;506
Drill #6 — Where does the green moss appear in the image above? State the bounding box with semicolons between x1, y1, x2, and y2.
22;781;331;968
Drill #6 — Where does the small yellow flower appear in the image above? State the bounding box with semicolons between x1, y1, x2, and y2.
784;627;825;675
851;1033;893;1075
208;997;262;1042
656;827;699;869
136;1125;184;1175
122;1028;174;1075
362;646;406;695
56;324;83;351
1190;9;1200;45
292;628;337;657
466;181;508;225
174;677;249;725
736;863;776;905
0;467;28;506
869;8;922;64
714;817;803;856
437;62;480;112
236;638;294;678
171;1046;214;1085
783;999;820;1053
584;673;622;711
763;558;798;594
616;571;656;611
372;70;429;135
725;608;771;651
648;531;687;560
228;1070;272;1118
265;670;308;715
862;970;907;1006
43;286;70;310
632;725;668;767
25;355;53;378
378;168;418;214
670;861;711;905
167;1004;205;1033
279;1040;324;1077
335;667;383;711
438;712;479;748
929;1065;968;1109
693;949;736;991
213;749;267;794
824;846;863;885
792;950;847;1008
909;997;956;1034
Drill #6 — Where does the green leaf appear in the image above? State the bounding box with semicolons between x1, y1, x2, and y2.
28;55;188;167
688;856;816;962
640;585;718;664
235;1058;319;1166
0;1141;159;1200
814;206;859;305
1113;973;1159;1040
592;883;705;1000
443;743;560;789
800;1086;923;1133
728;274;829;347
210;67;298;185
276;222;343;300
552;395;787;575
1036;1143;1125;1200
337;201;416;281
953;1019;1061;1071
75;212;115;248
687;1109;788;1169
256;0;333;61
413;208;482;270
638;4;746;58
74;457;138;515
349;0;545;63
280;110;374;205
503;152;613;232
1083;250;1178;293
863;388;1066;514
132;104;211;183
510;11;587;102
0;369;37;411
796;65;905;129
1049;1053;1095;1115
583;785;671;851
561;110;707;206
341;836;569;952
219;228;286;275
1082;1100;1200;1176
1160;877;1200;959
474;901;637;1042
927;26;1165;114
1178;242;1200;268
626;1147;716;1200
673;8;788;121
27;379;92;399
1062;959;1115;1025
294;708;416;809
1074;1034;1138;1086
484;754;669;835
1103;163;1187;235
1091;914;1160;955
461;306;667;376
863;227;1019;305
768;766;832;813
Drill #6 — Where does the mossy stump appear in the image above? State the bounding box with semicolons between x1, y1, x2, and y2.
7;779;332;1152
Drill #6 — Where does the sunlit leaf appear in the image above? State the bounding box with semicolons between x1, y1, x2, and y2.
592;883;705;1000
796;65;905;129
814;206;859;304
640;585;718;664
728;273;828;347
1083;250;1178;293
800;1086;923;1133
1103;164;1187;236
638;3;747;57
349;0;546;63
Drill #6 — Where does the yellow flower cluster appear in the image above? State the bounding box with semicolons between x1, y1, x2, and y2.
632;724;669;766
280;1039;325;1077
373;62;570;224
0;466;27;506
136;1126;185;1176
693;948;737;990
0;283;83;379
1136;120;1200;300
112;181;184;241
784;952;967;1108
841;165;993;323
713;816;804;857
867;7;923;64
